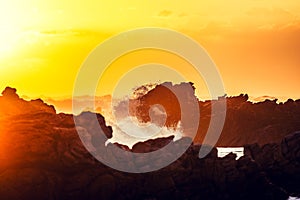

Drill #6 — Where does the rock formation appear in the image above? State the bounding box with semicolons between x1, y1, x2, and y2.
0;87;299;199
128;83;300;146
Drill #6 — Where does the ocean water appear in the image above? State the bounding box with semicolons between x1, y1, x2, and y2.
217;147;244;160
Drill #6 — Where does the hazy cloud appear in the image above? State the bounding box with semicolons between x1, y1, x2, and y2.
157;10;173;17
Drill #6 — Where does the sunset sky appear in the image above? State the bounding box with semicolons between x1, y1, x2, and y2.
0;0;300;100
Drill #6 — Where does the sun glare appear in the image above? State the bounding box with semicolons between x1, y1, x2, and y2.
0;2;23;58
0;27;20;57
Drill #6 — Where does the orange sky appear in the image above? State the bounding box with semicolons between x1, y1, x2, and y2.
0;0;300;100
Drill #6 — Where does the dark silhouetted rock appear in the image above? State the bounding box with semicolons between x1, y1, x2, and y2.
1;87;19;99
132;135;174;153
244;131;300;195
0;86;298;199
281;131;300;162
126;82;300;146
0;87;56;116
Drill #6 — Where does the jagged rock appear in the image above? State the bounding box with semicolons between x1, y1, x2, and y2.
131;135;174;153
242;131;300;195
0;87;298;199
125;82;300;146
1;87;19;99
89;174;116;200
0;87;56;116
281;131;300;162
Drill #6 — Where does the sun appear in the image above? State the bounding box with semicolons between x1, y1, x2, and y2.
0;2;23;59
0;26;20;58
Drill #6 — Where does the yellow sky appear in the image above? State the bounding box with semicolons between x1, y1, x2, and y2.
0;0;300;100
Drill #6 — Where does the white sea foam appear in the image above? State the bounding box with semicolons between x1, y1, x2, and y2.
106;116;182;148
217;147;244;160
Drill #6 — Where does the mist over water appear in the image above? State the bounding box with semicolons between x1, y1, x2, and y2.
101;97;182;148
106;116;182;148
96;82;185;148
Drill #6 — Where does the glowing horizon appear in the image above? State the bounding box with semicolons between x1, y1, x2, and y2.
0;0;300;100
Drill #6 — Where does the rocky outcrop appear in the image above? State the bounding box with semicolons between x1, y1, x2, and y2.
0;87;299;199
244;131;300;196
128;83;300;146
0;110;291;200
131;135;174;153
129;82;196;127
0;87;56;116
281;131;300;162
